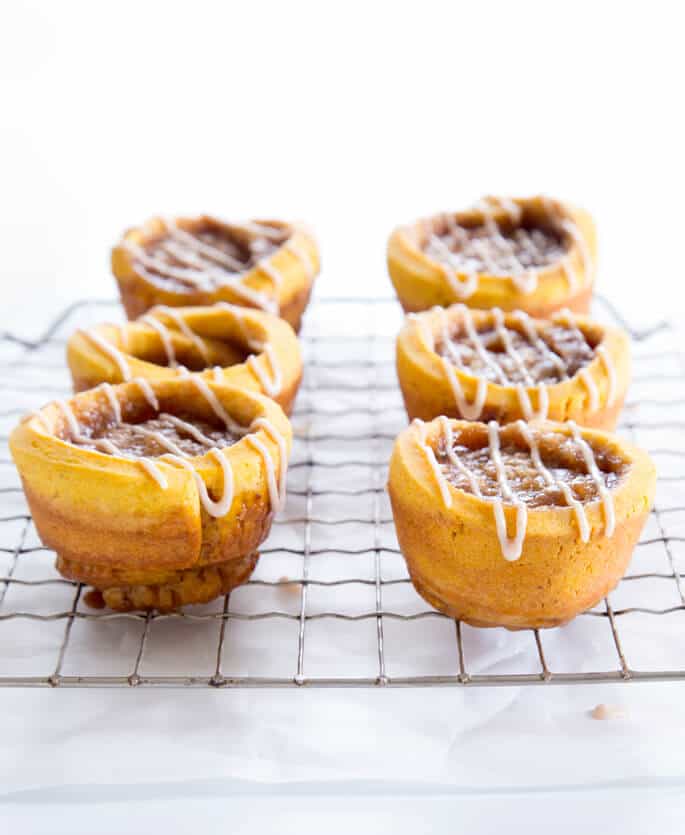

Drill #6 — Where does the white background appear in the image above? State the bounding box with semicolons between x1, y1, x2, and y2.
2;1;685;831
2;1;684;332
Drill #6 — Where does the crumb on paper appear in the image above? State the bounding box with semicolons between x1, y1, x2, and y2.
590;703;627;720
278;575;302;595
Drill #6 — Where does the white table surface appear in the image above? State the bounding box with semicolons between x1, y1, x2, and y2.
3;0;685;829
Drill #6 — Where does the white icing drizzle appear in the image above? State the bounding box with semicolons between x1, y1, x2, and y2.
212;365;223;383
177;369;246;435
596;344;617;406
247;343;283;397
142;302;283;399
159;413;216;447
30;410;52;434
161;448;234;518
458;305;507;382
487;421;528;561
560;219;593;283
428;417;618;560
245;434;280;513
128;425;191;458
436;307;487;419
248;417;288;510
163;218;245;271
140;314;177;367
54;399;80;438
239;221;286;241
125;238;277;314
124;241;224;286
213;301;264;352
434;306;552;421
51;359;288;517
97;382;122;424
257;258;284;289
475;196;523;225
567;421;616;537
562;258;579;291
412;419;453;508
437;416;483;496
79;329;132;381
426;234;479;300
509;267;539;295
132;377;159;411
286;238;315;277
578;368;600;411
151;306;210;363
512;311;569;379
423;197;590;299
441;357;488;421
53;399;167;488
491;308;549;420
553;309;601;409
137;459;170;489
516;421;590;542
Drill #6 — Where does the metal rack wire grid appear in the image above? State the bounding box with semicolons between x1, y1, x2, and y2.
0;296;683;689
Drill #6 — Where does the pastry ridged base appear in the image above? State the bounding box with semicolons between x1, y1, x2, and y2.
57;552;259;612
408;568;609;631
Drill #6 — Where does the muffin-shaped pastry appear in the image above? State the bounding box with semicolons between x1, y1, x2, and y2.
67;303;302;415
10;378;292;611
112;215;319;331
397;304;629;429
388;417;655;629
387;195;596;317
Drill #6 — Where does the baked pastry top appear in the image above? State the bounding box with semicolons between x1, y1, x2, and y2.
387;195;596;317
388;416;656;629
436;420;626;509
67;412;241;459
129;218;288;296
112;216;319;331
397;304;629;429
423;205;571;291
433;309;595;385
414;417;629;561
11;378;292;610
67;303;302;414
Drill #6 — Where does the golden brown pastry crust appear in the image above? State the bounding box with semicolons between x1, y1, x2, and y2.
388;418;656;629
64;553;259;612
10;380;292;611
387;196;596;317
396;306;630;430
67;304;303;415
112;216;320;332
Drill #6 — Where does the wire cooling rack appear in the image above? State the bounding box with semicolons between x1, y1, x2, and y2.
0;296;684;689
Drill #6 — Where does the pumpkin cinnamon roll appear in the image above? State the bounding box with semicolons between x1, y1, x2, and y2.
388;417;655;629
67;303;302;415
10;379;292;611
387;195;596;317
112;216;319;331
396;305;629;429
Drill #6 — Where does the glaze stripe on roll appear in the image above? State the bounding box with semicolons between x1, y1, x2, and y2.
422;198;589;298
425;418;617;561
416;305;615;421
46;378;289;516
487;421;528;562
80;329;132;381
80;306;284;401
